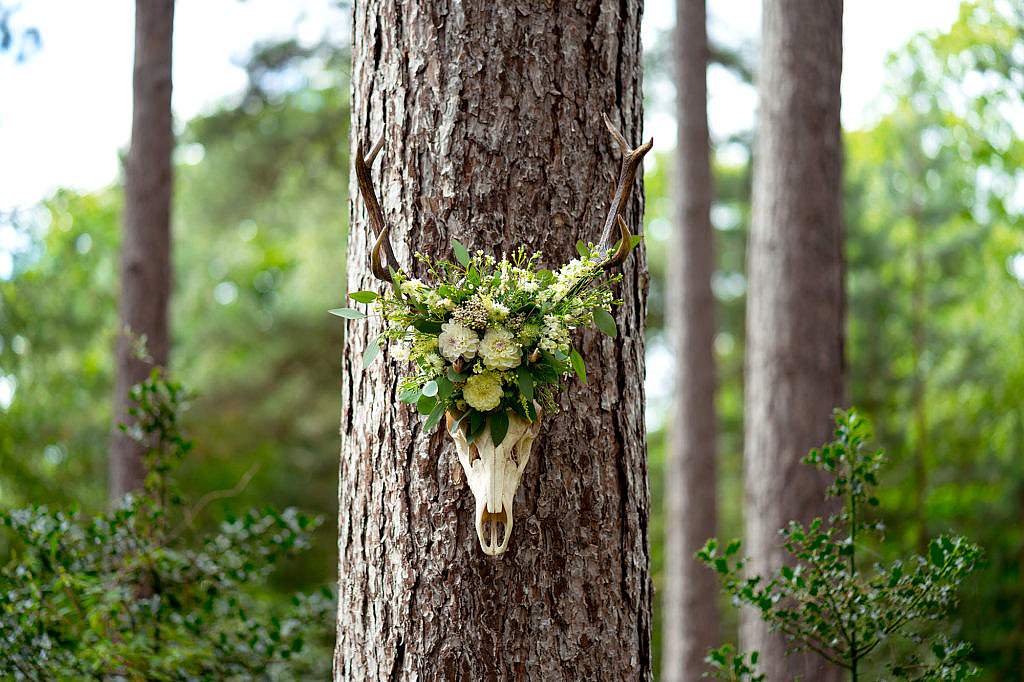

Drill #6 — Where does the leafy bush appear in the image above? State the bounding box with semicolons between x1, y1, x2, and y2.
699;409;981;681
0;370;333;680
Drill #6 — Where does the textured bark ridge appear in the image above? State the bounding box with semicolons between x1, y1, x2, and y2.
742;0;845;680
662;0;720;679
336;1;651;680
111;0;175;498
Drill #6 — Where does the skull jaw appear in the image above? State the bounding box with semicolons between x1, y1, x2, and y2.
447;409;540;556
476;504;513;556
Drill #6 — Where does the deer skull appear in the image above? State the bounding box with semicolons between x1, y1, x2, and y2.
447;412;541;555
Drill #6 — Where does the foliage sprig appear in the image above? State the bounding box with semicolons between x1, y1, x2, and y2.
699;409;982;681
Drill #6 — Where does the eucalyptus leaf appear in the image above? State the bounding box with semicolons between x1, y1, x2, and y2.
328;307;366;319
422;380;438;397
489;410;509;446
424;402;446;432
452;238;471;267
348;290;379;304
435;376;453;400
516;366;534;401
592;308;618;337
416;394;437;416
569;348;587;384
362;335;381;368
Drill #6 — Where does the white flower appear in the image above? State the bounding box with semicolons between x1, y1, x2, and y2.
393;343;411;362
438;321;479;362
462;371;504;411
424;352;445;374
401;278;427;298
479;295;509;320
521;279;539;293
479;327;522;370
539;314;570;354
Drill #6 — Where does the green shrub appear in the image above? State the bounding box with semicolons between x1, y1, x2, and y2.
700;409;981;681
0;370;332;680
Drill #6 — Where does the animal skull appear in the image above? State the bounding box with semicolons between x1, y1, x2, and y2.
447;412;541;555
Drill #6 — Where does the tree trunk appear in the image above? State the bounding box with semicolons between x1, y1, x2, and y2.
742;0;845;680
662;0;719;679
111;0;175;498
336;1;651;679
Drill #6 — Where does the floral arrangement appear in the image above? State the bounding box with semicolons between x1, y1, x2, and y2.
332;239;633;446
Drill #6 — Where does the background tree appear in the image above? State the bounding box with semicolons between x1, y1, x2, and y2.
111;0;175;497
742;0;845;679
335;1;651;678
662;0;720;678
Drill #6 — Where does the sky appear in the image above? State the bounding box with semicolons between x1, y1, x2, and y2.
0;0;963;213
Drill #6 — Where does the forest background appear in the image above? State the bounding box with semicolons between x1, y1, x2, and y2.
1;0;1022;679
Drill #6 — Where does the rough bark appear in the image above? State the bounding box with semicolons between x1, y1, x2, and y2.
742;0;845;680
111;0;175;498
335;1;651;679
662;0;719;679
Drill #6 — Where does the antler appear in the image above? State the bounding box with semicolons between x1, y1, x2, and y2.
596;114;653;270
354;134;402;284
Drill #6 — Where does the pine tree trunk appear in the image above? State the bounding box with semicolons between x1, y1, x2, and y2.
742;0;845;679
335;1;651;679
662;0;719;678
111;0;175;498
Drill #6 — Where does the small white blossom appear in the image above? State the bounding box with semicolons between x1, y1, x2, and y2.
393;343;411;362
539;314;571;354
424;352;445;374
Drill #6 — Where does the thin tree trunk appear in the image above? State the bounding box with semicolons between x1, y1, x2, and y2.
663;0;719;679
111;0;175;498
742;0;845;680
336;1;651;679
910;205;928;556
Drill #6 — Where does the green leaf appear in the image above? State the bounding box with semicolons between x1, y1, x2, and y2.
575;240;588;258
592;308;618;337
449;409;471;434
512;399;537;423
490;410;509;446
435;376;453;400
416;394;437;415
529;361;558;384
422;380;439;398
412;319;443;334
424;402;446;432
447;367;469;382
629;234;643;249
467;410;487;443
516;366;534;401
398;386;421;403
452;238;471;267
362;335;381;368
569;348;587;383
348;290;378;304
328;307;366;319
